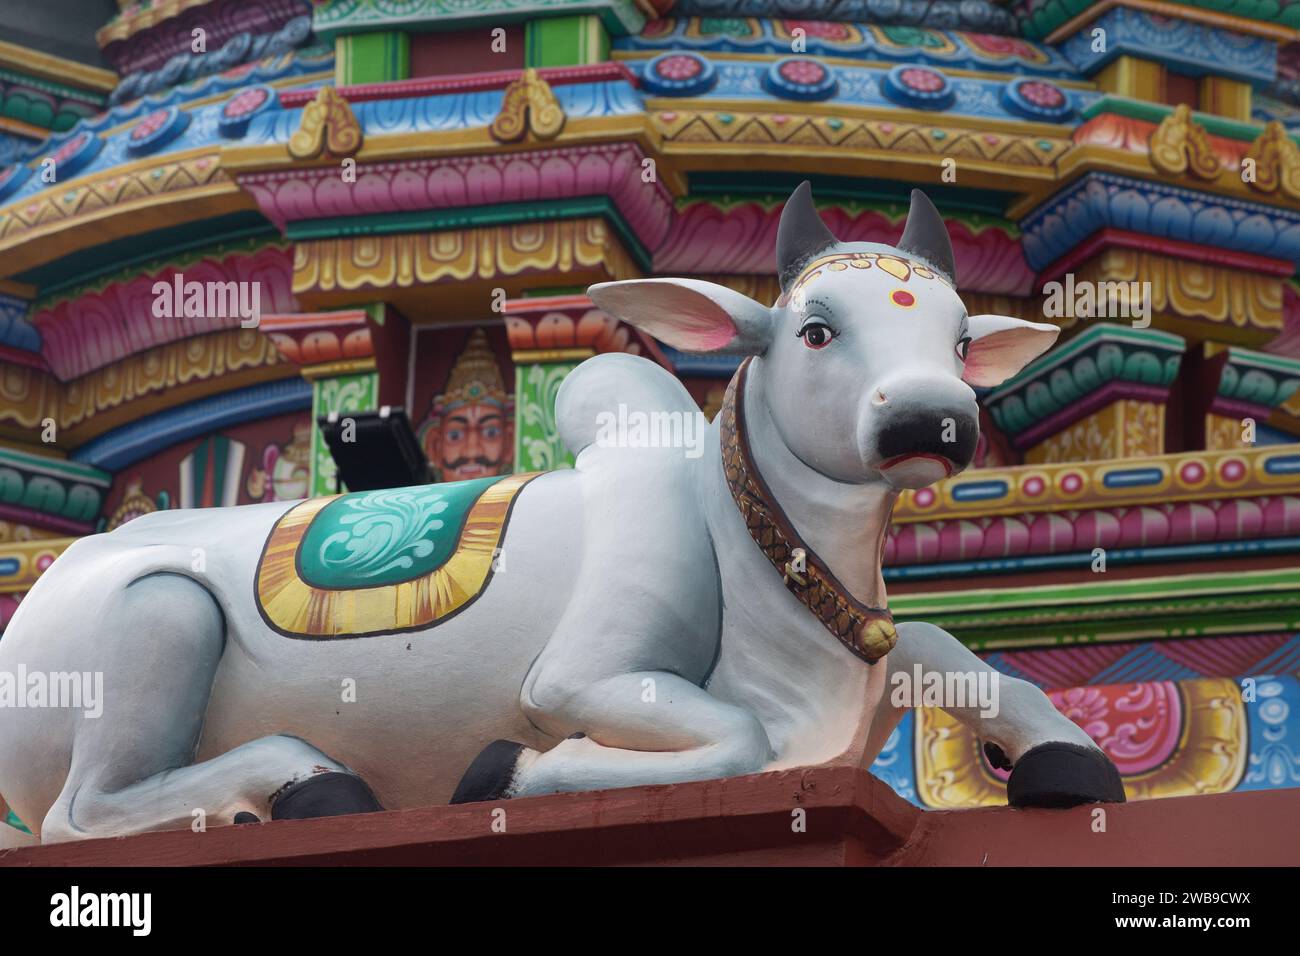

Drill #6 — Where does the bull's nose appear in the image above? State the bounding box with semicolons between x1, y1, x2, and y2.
875;408;978;466
866;375;980;477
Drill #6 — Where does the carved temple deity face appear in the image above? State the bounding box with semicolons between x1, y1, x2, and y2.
589;183;1059;491
420;329;515;482
432;401;509;481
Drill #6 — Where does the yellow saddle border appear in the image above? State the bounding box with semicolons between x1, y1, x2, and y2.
255;472;543;639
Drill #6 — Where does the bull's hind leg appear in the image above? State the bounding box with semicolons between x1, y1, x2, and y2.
39;573;379;843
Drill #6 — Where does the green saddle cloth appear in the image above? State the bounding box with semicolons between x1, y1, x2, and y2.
299;475;504;590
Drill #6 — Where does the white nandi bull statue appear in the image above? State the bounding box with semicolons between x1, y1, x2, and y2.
0;184;1122;844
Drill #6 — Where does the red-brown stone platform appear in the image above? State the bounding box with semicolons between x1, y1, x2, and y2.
2;767;1296;866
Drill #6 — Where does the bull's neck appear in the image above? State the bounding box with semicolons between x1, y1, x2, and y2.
730;358;897;609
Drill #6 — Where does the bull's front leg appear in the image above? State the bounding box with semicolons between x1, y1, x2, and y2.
451;670;774;803
879;621;1125;808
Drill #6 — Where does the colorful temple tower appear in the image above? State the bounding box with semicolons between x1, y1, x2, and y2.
1;0;1299;837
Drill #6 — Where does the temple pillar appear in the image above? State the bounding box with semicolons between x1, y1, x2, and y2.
525;15;609;68
261;309;381;495
1198;345;1300;450
1096;56;1165;99
1198;75;1252;122
336;31;410;85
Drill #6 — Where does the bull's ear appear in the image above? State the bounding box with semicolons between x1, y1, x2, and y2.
962;314;1059;388
587;278;772;355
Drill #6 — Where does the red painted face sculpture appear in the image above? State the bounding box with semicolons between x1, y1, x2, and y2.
434;401;509;481
420;329;515;482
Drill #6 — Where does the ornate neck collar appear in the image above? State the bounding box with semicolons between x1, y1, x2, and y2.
719;358;897;664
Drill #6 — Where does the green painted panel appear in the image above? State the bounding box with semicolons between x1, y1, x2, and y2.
312;0;644;41
525;14;609;68
311;371;379;496
337;30;410;85
515;360;577;472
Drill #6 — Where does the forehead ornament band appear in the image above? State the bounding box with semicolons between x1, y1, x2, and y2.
780;251;950;308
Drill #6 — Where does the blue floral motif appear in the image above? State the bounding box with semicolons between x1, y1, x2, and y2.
314;488;451;582
869;710;922;806
1239;674;1300;791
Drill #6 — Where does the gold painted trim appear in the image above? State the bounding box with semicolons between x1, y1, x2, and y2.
0;39;118;92
0;278;35;299
220;115;654;173
96;0;219;47
512;348;595;363
255;472;541;638
1010;143;1300;219
300;358;377;380
915;678;1246;807
648;96;1075;138
0;116;51;141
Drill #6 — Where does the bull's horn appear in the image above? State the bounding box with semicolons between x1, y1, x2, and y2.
777;181;838;293
897;188;956;286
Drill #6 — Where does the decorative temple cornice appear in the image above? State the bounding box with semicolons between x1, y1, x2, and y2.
260;310;376;380
616;18;1074;76
503;294;672;367
291;218;642;318
30;242;295;381
648;104;1073;191
1207;344;1300;421
894;445;1300;522
1021;0;1300;44
0;40;117;97
1057;6;1279;82
887;490;1300;578
893;565;1300;646
0;147;250;279
308;0;649;41
0;448;110;535
0;329;296;448
984;324;1186;448
234;141;674;251
1019;172;1300;272
96;0;223;48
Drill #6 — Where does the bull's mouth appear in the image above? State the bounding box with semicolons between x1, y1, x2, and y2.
879;452;956;478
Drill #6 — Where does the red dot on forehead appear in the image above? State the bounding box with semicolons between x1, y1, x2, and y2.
891;289;916;307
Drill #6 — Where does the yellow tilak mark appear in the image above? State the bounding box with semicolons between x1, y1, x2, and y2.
875;256;911;281
790;251;945;295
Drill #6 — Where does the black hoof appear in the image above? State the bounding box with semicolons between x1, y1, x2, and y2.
233;811;260;825
270;771;383;821
450;740;526;805
1007;742;1126;809
983;741;1012;771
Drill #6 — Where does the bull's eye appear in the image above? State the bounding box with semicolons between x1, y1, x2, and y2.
797;322;835;350
956;336;972;362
